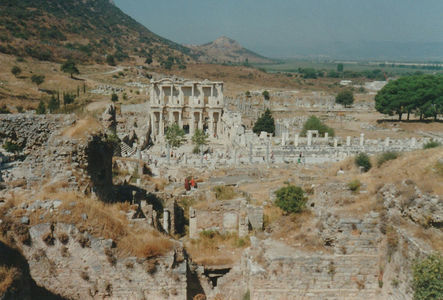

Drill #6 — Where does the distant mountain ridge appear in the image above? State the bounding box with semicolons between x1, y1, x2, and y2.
0;0;194;64
188;36;273;64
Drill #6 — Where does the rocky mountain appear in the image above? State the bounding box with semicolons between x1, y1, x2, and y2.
0;0;193;64
189;36;273;64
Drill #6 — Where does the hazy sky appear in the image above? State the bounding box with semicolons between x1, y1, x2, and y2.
114;0;443;58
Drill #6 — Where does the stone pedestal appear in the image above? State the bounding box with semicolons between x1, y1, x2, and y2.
360;133;365;147
347;136;351;146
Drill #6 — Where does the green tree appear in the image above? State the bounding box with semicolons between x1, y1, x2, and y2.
192;129;208;153
63;93;75;106
253;109;275;135
111;93;118;102
301;116;335;137
337;63;344;72
245;91;251;98
36;100;46;114
165;123;185;148
145;55;153;65
274;185;307;214
11;66;21;77
336;90;354;107
262;90;270;101
31;74;45;88
375;74;443;121
61;60;79;78
412;254;443;300
48;95;60;113
106;55;116;66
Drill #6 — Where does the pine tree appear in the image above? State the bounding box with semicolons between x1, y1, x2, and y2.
253;109;275;135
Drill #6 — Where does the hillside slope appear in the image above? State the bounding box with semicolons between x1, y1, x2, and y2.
0;0;193;64
188;36;273;64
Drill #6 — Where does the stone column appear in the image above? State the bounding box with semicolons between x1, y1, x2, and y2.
189;208;197;239
190;112;195;136
410;137;416;147
334;138;338;148
168;111;174;125
294;134;299;147
198;112;203;130
347;136;351;146
179;111;183;128
208;111;214;137
249;143;253;164
282;131;286;146
150;113;155;138
307;131;312;146
385;137;390;147
325;132;329;141
159;112;164;136
137;145;143;177
360;133;365;146
163;209;170;234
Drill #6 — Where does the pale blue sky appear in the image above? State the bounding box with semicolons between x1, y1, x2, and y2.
114;0;443;59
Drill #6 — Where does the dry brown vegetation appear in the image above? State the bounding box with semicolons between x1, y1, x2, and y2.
61;117;102;139
0;266;19;296
185;231;250;266
6;186;173;259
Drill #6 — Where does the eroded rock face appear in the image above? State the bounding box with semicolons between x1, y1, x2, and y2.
20;223;187;299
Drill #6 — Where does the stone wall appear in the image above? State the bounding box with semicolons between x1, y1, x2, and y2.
189;199;263;239
0;114;76;153
22;223;187;299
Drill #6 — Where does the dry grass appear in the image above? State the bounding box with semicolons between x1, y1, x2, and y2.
61;117;102;139
185;231;249;266
16;188;173;258
0;266;20;296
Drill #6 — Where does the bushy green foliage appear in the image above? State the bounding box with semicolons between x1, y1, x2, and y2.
31;74;45;87
355;153;372;172
245;91;251;98
253;109;275;135
3;141;23;153
377;152;399;167
36;100;46;114
301;115;335;137
192;129;208;153
348;179;361;192
412;254;443;300
48;95;60;113
274;185;306;214
63;93;75;105
106;55;116;66
335;90;354;107
111;93;118;102
0;104;10;114
423;140;441;149
337;63;344;72
165;123;185;148
11;66;21;77
61;60;79;78
262;90;270;100
375;74;443;121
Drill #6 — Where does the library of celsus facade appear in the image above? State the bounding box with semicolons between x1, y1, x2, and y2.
149;78;224;140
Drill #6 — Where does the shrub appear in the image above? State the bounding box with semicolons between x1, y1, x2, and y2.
11;66;21;77
274;185;306;214
36;100;46;114
355;153;372;172
301;115;335;137
262;90;270;100
31;74;45;87
111;93;118;102
423;140;441;149
16;106;24;113
106;55;116;66
377;152;399;167
348;179;361;192
0;105;10;114
3;141;23;153
412;254;443;300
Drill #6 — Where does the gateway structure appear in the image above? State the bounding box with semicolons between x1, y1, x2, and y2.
149;78;224;140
